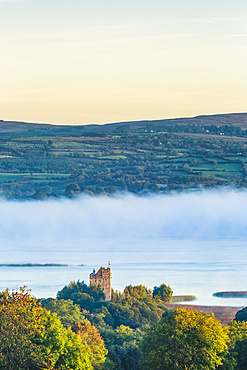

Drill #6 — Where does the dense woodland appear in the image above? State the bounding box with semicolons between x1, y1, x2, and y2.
2;283;247;369
1;113;247;199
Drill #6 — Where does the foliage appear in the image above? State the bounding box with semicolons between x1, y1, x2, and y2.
100;325;143;370
41;298;84;328
57;281;169;369
0;288;46;369
41;297;108;368
57;281;168;331
141;308;229;370
72;321;108;369
7;285;247;370
0;288;105;369
220;320;247;370
108;284;168;329
57;280;106;311
102;342;141;370
153;283;173;302
39;310;93;370
235;307;247;322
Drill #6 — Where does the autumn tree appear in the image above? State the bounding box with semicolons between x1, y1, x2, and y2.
0;288;100;369
141;308;229;370
0;288;45;369
41;297;108;368
72;320;108;369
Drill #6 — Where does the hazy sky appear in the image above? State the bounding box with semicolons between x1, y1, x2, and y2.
0;0;247;125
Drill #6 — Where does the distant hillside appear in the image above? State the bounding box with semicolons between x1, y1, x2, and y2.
101;112;247;131
1;113;247;137
1;112;247;199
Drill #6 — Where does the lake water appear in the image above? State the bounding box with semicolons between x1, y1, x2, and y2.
0;238;247;307
1;191;247;307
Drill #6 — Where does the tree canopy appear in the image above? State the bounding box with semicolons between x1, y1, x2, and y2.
4;284;247;370
152;283;173;302
40;298;85;328
221;320;247;370
56;281;169;369
0;288;107;370
141;308;229;370
235;307;247;323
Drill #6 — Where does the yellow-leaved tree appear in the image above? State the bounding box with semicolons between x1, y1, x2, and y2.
0;288;107;370
141;308;229;370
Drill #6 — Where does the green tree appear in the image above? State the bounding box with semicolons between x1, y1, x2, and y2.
41;298;84;328
57;280;105;302
141;308;229;370
41;298;108;368
100;325;143;370
220;320;247;370
234;307;247;323
0;288;96;369
39;310;92;370
153;283;173;302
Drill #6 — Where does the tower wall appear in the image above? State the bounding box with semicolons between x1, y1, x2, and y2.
90;267;111;301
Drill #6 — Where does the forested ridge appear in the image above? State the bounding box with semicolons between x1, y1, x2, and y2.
1;113;247;199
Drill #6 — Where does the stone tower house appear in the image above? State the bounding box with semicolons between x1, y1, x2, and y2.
89;267;111;301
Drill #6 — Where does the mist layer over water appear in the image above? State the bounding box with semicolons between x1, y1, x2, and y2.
1;189;247;245
0;189;247;305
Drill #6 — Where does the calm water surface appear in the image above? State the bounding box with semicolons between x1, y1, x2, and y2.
0;238;247;306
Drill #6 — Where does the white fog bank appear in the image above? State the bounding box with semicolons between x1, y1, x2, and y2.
0;189;247;247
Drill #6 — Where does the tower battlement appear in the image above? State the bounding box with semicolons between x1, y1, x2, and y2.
89;267;111;301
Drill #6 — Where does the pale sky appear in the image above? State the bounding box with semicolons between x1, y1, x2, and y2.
0;0;247;125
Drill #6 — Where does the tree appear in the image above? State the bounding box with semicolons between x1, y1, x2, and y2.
108;285;167;329
0;288;97;369
152;283;173;302
104;325;142;370
72;320;108;369
235;307;247;323
183;163;192;173
220;320;247;370
123;285;152;300
41;298;108;369
0;288;45;369
41;298;85;328
39;310;93;370
57;280;105;311
32;190;48;199
65;183;81;197
141;308;229;370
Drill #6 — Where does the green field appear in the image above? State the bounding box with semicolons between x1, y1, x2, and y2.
216;163;242;171
1;114;247;198
100;155;127;160
0;172;70;183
